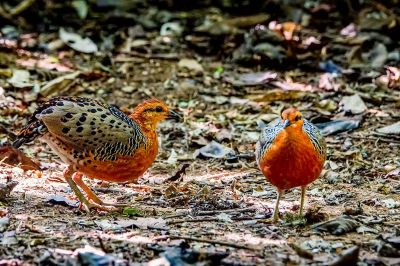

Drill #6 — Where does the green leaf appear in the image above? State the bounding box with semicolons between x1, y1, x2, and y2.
72;0;88;20
122;207;144;216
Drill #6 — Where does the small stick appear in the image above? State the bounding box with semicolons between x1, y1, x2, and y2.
167;215;267;225
164;207;258;219
166;235;260;251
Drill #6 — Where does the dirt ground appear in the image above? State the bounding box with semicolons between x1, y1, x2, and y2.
1;1;400;265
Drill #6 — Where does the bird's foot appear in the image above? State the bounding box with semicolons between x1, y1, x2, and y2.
258;215;280;224
83;192;128;207
78;200;121;213
96;201;129;208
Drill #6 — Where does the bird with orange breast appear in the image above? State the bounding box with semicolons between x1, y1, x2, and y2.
256;108;326;222
13;96;181;212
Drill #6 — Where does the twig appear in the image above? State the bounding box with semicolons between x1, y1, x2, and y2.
97;235;109;253
166;235;260;251
167;215;268;225
351;135;400;145
128;51;180;60
288;243;313;259
164;207;258;219
201;171;256;180
329;246;359;266
164;163;191;183
10;0;36;16
0;0;35;26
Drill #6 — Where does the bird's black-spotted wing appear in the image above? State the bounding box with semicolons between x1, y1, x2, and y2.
255;119;286;166
302;118;326;159
12;96;98;148
13;97;147;161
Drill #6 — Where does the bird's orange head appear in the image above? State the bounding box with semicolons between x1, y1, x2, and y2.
131;99;181;130
281;108;303;128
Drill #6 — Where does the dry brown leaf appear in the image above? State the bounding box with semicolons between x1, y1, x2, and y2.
0;146;40;171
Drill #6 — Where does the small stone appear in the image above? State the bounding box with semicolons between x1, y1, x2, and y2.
340;94;367;114
121;86;136;93
178;58;204;74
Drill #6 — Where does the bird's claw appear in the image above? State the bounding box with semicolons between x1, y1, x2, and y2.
79;201;122;213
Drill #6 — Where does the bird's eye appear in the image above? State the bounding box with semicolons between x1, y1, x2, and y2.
155;106;163;112
295;115;301;121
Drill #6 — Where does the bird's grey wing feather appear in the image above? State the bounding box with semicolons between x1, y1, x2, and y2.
302;118;326;158
255;119;285;165
36;98;146;160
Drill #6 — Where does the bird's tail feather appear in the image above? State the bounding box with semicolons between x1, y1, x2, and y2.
13;121;47;148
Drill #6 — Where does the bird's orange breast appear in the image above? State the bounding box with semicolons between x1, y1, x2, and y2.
78;146;158;183
259;127;324;190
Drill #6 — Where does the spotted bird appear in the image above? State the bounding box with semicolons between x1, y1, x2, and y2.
13;96;181;212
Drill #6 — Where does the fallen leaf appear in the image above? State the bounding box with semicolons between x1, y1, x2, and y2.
148;247;229;266
385;66;400;89
59;28;98;53
0;181;18;201
0;217;10;232
315;119;361;136
46;195;79;208
269;21;301;41
340;94;367;114
39;71;81;97
247;89;307;102
376;122;400;135
340;23;357;37
178;59;203;74
1;230;18;245
272;81;313;91
216;213;233;223
356;225;378;234
0;145;40;171
363;43;387;68
7;69;32;88
318;73;340;91
193;141;235;159
386;236;400;249
215;128;233;141
328;246;359;266
72;245;122;265
129;217;168;230
384;168;400;178
319;60;341;74
377;242;399;257
223;71;277;86
167;149;178;165
358;7;396;31
160;22;183;36
312;216;358;235
71;0;88;19
253;42;286;61
122;207;144;216
382;199;400;209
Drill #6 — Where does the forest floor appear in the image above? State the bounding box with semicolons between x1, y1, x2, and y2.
0;2;400;265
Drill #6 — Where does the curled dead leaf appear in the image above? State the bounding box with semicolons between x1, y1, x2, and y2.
0;145;40;171
0;181;18;201
376;122;400;135
312;216;358;235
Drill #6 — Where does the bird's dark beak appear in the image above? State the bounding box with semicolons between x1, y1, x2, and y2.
167;110;182;122
283;119;290;128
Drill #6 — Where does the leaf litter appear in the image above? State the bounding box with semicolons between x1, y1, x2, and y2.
0;1;399;265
